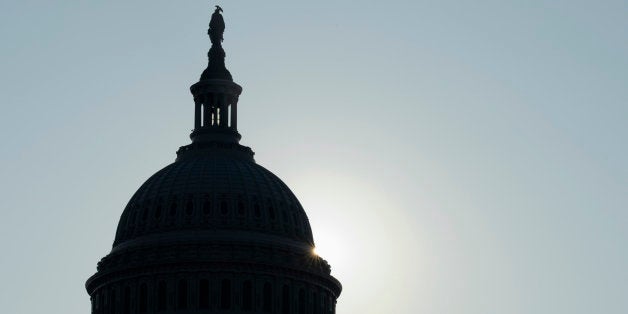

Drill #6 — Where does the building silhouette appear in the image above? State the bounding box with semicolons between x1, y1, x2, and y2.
86;8;341;314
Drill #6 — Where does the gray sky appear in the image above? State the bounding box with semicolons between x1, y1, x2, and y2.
1;1;626;313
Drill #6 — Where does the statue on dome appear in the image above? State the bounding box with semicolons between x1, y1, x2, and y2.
209;5;225;45
201;5;232;81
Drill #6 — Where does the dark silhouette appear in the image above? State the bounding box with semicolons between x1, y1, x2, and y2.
202;5;231;81
85;6;341;314
209;6;224;44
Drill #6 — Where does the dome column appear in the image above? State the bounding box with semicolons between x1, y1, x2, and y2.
203;95;212;127
231;97;238;130
190;80;242;143
219;94;229;127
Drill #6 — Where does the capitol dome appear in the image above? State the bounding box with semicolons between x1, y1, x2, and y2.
113;146;315;248
86;7;340;314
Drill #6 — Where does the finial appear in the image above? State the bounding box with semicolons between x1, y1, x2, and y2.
209;5;225;45
201;4;232;81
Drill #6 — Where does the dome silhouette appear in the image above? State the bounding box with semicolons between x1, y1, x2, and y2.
112;149;315;248
86;7;341;314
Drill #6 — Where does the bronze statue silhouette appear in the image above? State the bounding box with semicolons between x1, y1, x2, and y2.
201;5;232;81
209;5;225;45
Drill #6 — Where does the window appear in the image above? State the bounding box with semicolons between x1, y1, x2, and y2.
169;199;177;216
220;200;229;215
298;288;306;314
203;198;211;216
109;288;117;314
139;283;148;313
312;292;318;314
238;201;246;216
199;279;209;309
123;286;131;314
178;279;188;310
242;280;253;311
220;279;231;309
157;281;167;311
263;283;272;312
282;285;290;314
185;198;194;216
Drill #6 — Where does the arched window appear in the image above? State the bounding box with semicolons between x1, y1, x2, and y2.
220;200;229;215
139;283;148;313
298;288;306;314
237;200;246;216
178;279;188;310
157;281;167;311
199;279;209;309
282;285;290;314
185;198;194;216
242;280;253;311
123;286;131;314
220;279;231;309
263;283;272;312
202;198;211;216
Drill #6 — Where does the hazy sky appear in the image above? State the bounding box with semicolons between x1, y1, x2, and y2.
1;1;626;313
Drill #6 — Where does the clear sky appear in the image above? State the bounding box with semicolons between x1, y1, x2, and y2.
0;1;626;313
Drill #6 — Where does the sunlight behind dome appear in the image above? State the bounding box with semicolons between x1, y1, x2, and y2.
289;170;426;313
2;2;626;314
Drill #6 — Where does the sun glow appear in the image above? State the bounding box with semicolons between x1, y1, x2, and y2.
291;169;425;313
292;171;386;281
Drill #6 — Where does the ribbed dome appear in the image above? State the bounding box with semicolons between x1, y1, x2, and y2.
113;148;314;248
88;10;341;313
